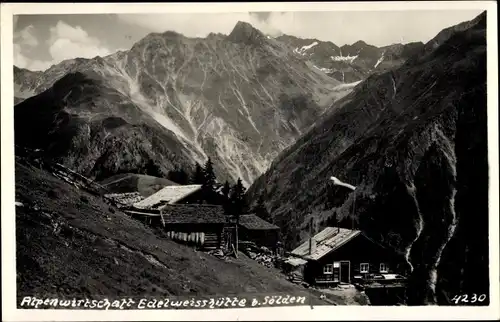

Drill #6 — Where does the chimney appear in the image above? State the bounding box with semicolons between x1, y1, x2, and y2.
333;210;340;233
308;216;315;255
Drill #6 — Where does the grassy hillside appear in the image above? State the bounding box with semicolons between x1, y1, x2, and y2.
15;160;326;303
99;173;178;197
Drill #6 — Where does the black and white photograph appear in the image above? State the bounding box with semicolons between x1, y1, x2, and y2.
1;1;498;321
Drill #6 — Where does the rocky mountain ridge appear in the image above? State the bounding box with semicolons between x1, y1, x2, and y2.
14;21;349;186
276;34;424;82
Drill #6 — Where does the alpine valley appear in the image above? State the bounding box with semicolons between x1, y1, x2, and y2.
247;12;488;305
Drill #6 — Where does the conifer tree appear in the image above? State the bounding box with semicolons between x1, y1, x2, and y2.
191;162;205;184
227;178;247;256
203;158;217;191
229;178;247;218
202;158;218;203
177;168;189;185
222;180;231;201
168;167;190;185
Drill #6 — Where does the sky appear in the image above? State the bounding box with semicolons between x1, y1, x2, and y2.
13;10;483;71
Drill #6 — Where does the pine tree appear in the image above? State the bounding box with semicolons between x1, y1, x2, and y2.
201;158;218;203
203;158;217;191
190;162;205;184
168;167;190;185
221;180;231;201
177;168;189;185
226;178;247;256
229;178;247;218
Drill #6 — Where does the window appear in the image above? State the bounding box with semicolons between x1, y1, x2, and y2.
380;263;388;273
333;262;340;281
360;263;369;273
323;264;333;274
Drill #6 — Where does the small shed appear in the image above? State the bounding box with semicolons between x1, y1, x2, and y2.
238;213;280;250
282;257;308;276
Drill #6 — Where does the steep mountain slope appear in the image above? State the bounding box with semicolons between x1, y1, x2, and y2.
247;12;488;305
14;22;345;186
15;70;195;181
15;160;329;303
276;35;424;82
99;173;178;197
14;66;42;103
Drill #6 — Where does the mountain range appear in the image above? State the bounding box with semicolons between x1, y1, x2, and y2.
276;34;424;83
14;21;426;186
247;11;488;305
14;21;351;187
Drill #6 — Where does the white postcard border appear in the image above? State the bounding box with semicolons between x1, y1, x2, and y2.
1;2;498;321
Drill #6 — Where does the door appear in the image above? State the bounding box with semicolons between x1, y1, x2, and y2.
340;261;350;283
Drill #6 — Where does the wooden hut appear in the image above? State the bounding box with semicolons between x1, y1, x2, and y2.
290;227;407;287
124;204;228;249
238;213;280;250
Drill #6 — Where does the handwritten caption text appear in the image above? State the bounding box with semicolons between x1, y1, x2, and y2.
19;295;308;310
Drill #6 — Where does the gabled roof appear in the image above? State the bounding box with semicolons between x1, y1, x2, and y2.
239;213;280;230
161;204;227;224
291;227;361;261
104;192;144;205
133;184;202;209
125;204;227;224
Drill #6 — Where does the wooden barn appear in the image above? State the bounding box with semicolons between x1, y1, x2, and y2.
290;227;407;286
238;213;280;250
124;204;229;249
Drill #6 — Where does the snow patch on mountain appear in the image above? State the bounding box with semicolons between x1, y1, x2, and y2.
331;80;362;92
374;52;385;68
294;41;319;55
331;55;359;63
313;65;334;74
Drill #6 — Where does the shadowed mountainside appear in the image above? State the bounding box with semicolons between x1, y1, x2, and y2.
99;173;178;197
15;159;332;303
247;12;488;305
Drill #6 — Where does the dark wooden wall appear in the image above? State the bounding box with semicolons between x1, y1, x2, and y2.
163;223;224;249
239;228;279;249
